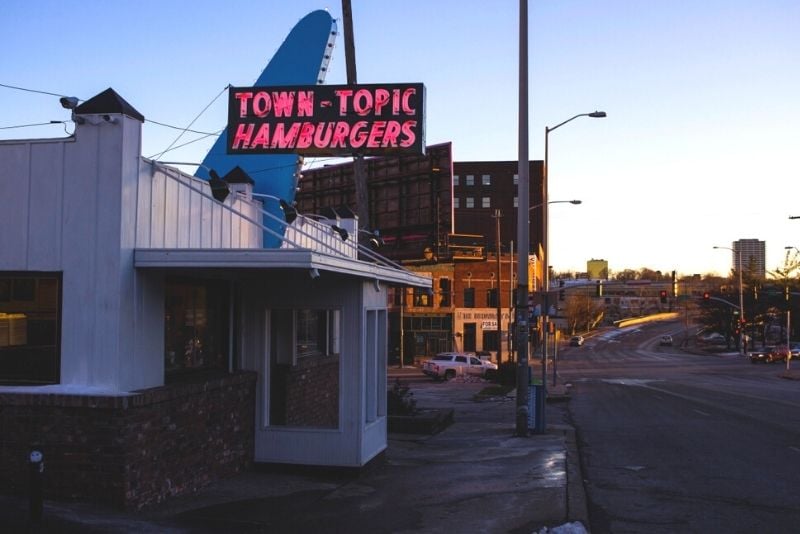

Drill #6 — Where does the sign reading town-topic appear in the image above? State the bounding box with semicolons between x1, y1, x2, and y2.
227;83;425;156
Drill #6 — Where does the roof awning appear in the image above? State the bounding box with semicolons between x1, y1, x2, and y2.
134;248;432;288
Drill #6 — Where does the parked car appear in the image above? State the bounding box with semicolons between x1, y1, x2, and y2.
748;346;776;363
569;336;585;347
421;352;498;381
660;335;673;346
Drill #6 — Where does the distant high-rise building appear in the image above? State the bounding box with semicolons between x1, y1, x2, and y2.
587;259;609;280
732;239;766;278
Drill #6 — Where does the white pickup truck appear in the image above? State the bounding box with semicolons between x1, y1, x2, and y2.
421;352;498;381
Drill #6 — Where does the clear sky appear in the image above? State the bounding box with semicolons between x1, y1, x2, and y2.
2;1;798;277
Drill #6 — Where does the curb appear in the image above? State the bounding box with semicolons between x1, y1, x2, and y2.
552;424;590;530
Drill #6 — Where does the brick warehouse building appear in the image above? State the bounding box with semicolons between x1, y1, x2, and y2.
299;154;544;363
0;89;430;509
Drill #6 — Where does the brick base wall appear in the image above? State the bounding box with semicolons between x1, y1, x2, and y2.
0;371;256;510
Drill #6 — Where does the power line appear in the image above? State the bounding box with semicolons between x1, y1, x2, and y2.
151;84;230;161
0;120;66;130
0;82;76;99
3;81;222;140
146;131;221;159
145;119;219;136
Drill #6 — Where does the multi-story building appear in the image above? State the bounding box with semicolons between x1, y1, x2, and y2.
733;239;766;278
452;161;544;256
300;154;544;365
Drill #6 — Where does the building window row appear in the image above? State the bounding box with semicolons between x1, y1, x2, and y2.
455;197;492;209
453;174;492;186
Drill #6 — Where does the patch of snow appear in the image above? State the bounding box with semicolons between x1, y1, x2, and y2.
535;521;589;534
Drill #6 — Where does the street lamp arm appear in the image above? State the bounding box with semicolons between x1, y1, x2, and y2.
546;111;606;134
529;199;581;212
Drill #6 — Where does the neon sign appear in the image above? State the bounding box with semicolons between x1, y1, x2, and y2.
227;83;425;156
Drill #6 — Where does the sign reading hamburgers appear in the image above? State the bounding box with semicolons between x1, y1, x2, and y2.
227;83;425;156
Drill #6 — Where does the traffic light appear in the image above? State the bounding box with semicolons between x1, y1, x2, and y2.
596;281;603;297
659;290;667;303
559;280;565;301
703;291;710;300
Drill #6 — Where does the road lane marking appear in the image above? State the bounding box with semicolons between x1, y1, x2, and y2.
693;409;711;417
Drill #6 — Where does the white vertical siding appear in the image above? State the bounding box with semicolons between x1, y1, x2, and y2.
135;161;262;250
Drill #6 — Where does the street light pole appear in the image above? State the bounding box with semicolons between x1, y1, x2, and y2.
540;111;605;429
514;0;530;437
713;245;745;354
493;209;504;364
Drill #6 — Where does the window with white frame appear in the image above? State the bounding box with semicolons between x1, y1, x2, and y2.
269;308;341;428
482;174;491;185
453;197;460;208
482;197;491;208
466;197;474;208
466;174;474;186
453;174;460;186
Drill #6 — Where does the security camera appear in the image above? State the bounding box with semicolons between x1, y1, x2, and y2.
59;96;79;110
102;114;117;124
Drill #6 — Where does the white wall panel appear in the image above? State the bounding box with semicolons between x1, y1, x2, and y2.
0;144;30;270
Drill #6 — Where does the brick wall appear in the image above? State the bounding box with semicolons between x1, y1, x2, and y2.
284;355;339;428
0;371;256;510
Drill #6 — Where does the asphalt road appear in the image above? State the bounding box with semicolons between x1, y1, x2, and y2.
557;321;800;533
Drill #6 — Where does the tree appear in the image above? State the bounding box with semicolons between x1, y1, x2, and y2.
562;293;605;335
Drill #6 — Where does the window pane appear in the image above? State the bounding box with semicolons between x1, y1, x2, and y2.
439;278;451;307
453;174;460;186
270;309;340;428
464;287;475;308
482;197;490;208
482;174;491;185
513;196;518;208
513;174;519;185
453;197;460;209
164;278;229;376
0;273;61;385
482;330;499;351
466;174;474;186
466;197;474;208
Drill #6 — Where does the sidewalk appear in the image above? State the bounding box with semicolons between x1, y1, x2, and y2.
1;370;587;533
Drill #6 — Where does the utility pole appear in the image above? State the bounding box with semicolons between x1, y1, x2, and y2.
493;209;504;364
515;0;531;437
341;0;370;229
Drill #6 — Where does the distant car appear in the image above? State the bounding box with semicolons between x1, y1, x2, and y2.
768;345;791;363
748;346;776;364
660;335;673;346
421;352;498;381
699;332;726;344
569;336;584;347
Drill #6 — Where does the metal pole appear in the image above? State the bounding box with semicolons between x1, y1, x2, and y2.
341;0;370;228
515;0;530;437
494;209;504;364
540;123;550;429
737;249;745;355
399;289;404;368
787;309;791;371
510;240;515;362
